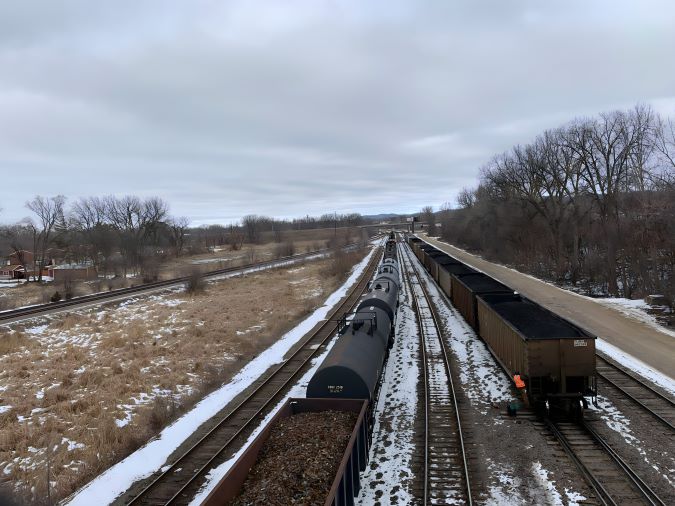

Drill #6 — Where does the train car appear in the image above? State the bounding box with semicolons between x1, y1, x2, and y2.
476;293;597;414
433;256;462;284
203;398;369;506
421;246;439;269
417;243;434;263
450;273;513;330
384;235;397;260
424;250;447;278
307;250;399;401
437;263;477;298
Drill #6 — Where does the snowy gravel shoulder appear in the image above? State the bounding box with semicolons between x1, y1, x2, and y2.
356;247;418;505
412;250;515;413
64;247;376;506
593;298;675;339
597;339;675;396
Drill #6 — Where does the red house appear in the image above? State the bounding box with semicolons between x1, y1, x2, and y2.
0;265;25;280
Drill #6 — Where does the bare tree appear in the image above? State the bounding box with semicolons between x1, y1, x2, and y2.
104;195;168;274
421;206;436;236
168;217;190;257
26;195;66;282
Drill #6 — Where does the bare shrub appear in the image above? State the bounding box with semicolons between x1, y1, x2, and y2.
273;241;295;259
185;269;205;295
246;246;257;263
321;247;363;280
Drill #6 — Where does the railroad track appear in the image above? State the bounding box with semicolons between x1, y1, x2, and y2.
401;243;472;506
548;419;666;506
0;246;346;323
595;354;675;431
124;247;381;505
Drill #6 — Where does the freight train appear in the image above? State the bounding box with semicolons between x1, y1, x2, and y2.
306;233;399;401
204;236;401;506
408;235;597;416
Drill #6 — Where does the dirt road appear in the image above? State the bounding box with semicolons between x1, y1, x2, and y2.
419;234;675;379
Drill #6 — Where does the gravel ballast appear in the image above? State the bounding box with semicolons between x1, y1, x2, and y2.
231;410;358;506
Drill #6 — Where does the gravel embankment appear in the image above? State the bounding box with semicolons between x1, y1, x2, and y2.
231;411;357;506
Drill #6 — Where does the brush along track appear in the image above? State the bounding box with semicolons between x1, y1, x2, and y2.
125;248;380;506
595;354;675;431
400;243;472;506
548;419;666;506
0;246;352;324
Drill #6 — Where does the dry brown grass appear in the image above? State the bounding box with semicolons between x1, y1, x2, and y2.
0;248;368;504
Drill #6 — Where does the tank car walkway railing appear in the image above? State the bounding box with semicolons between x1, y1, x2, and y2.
400;242;473;506
547;419;667;506
596;355;675;431
123;248;382;506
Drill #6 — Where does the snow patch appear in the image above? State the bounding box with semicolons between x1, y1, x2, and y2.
594;298;675;339
597;339;675;396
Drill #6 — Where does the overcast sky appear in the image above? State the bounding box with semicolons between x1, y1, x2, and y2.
1;1;674;225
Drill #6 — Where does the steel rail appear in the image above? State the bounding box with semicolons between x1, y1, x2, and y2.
596;355;675;431
545;419;615;506
582;422;666;506
126;248;381;505
0;245;356;323
400;242;472;506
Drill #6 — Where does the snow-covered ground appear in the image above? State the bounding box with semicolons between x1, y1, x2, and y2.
356;245;418;505
589;394;675;488
412;251;515;413
593;297;675;339
64;246;377;506
597;339;675;396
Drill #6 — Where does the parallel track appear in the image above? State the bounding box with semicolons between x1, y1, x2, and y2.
0;247;344;323
596;354;675;430
401;243;472;506
548;419;666;506
409;235;671;505
125;248;381;505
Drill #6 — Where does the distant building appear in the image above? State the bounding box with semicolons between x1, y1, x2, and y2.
47;263;98;281
6;250;33;266
0;265;25;280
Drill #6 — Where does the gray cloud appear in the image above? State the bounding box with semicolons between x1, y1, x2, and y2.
1;0;674;224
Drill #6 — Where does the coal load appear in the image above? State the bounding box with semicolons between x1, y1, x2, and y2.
230;411;357;506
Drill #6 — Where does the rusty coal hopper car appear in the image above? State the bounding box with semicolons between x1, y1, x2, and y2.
476;293;597;414
450;273;513;330
437;263;476;298
423;250;449;279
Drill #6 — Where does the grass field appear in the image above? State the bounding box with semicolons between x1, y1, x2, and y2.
0;247;366;504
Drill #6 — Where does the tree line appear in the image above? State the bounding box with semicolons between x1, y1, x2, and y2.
0;195;184;281
437;104;675;302
0;196;367;282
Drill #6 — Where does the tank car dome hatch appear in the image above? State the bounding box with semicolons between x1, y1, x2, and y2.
357;283;398;321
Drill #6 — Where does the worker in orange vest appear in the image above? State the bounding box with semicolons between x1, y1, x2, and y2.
513;372;529;406
513;374;526;389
